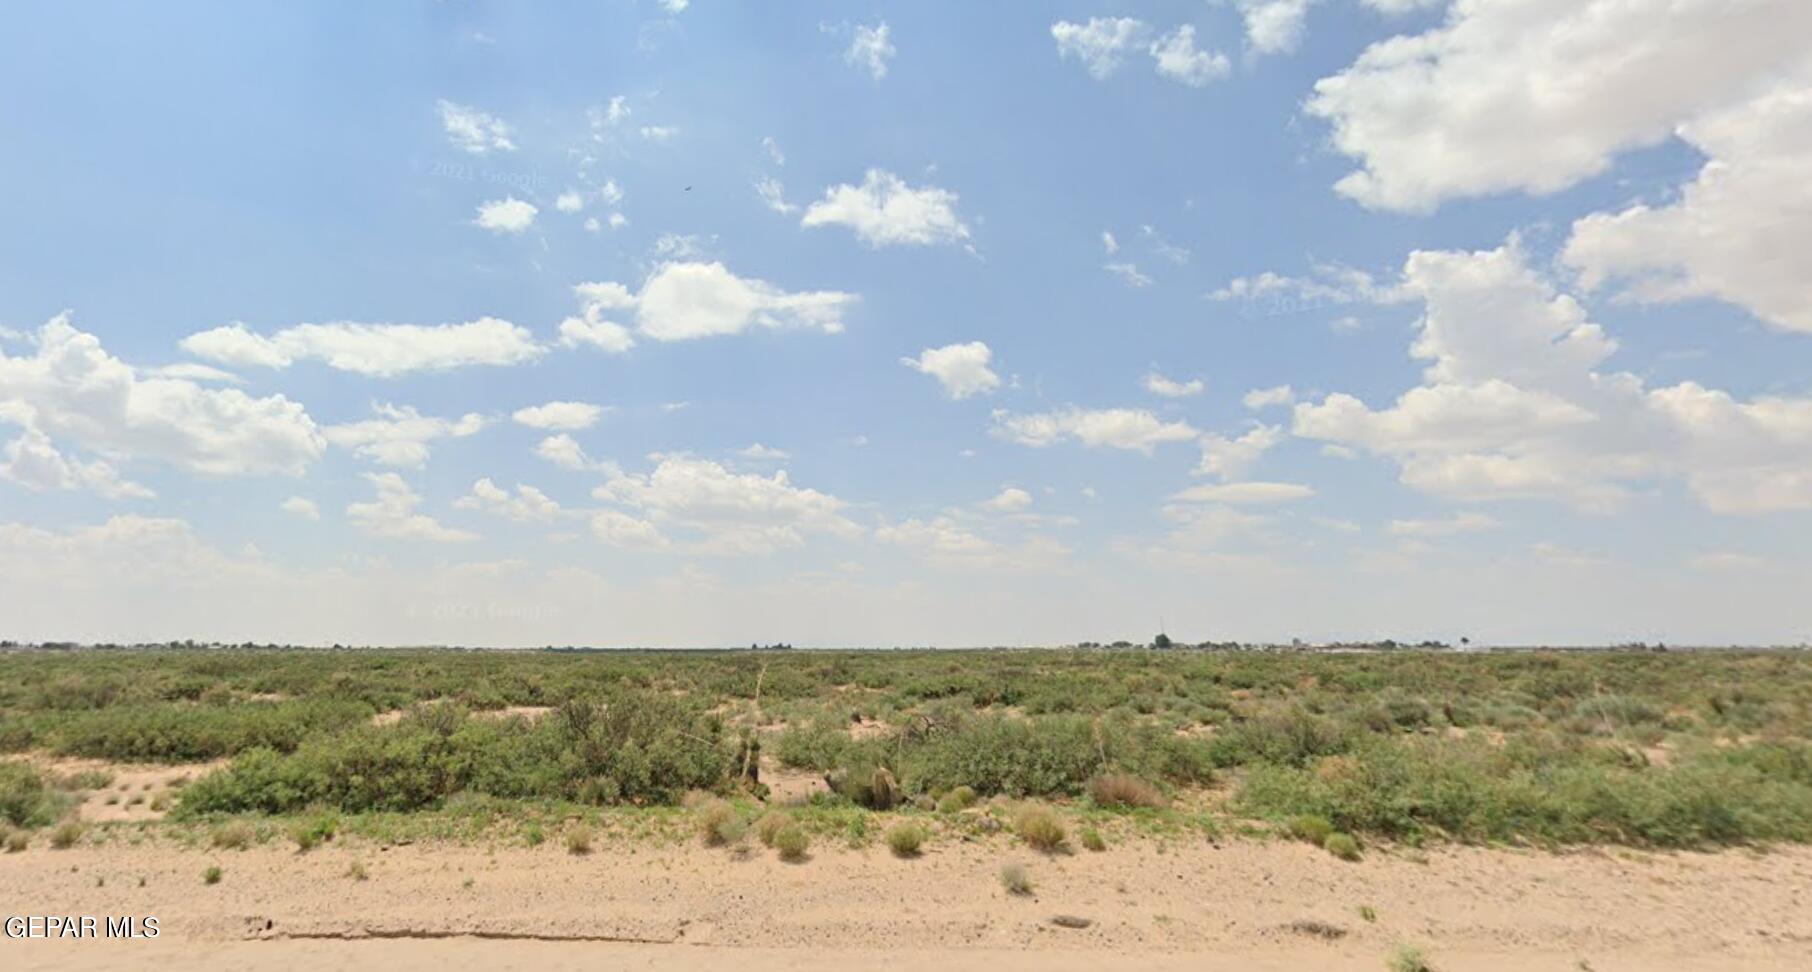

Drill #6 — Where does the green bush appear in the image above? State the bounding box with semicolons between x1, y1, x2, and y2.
1288;814;1334;846
696;800;747;846
755;811;792;848
1079;826;1106;852
1014;805;1067;852
937;785;978;812
1324;832;1362;861
885;821;927;857
773;823;810;861
0;763;67;828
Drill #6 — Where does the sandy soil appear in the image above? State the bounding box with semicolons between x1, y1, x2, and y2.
3;836;1809;970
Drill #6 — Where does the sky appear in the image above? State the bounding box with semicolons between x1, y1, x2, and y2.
2;0;1810;648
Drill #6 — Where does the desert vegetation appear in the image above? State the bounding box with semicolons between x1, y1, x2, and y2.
0;647;1806;852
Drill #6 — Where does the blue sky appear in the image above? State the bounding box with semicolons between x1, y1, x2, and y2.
3;1;1810;646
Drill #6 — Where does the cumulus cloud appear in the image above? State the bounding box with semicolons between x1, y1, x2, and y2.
737;443;790;461
1051;17;1146;79
323;403;488;469
1197;425;1285;480
1243;385;1296;410
555;190;585;213
1;427;153;499
1563;79;1812;334
181;318;542;377
901;342;1001;399
1307;0;1812;211
512;401;605;431
992;407;1198;454
1143;372;1204;398
982;486;1034;513
846;22;895;80
1236;0;1319;55
279;496;320;520
535;434;614;473
592;455;859;555
454;478;562;522
573;262;855;343
1150;25;1231;85
473;197;538;234
1291;237;1812;514
3;314;323;477
347;473;476;542
802;170;969;247
557;282;638;354
437;100;516;155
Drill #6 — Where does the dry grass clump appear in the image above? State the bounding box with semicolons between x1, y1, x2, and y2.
565;823;594;855
755;810;793;848
2;826;29;853
1013;805;1067;852
1387;944;1434;972
49;820;84;849
1088;773;1165;809
772;823;810;862
937;785;978;813
697;799;748;846
211;819;256;850
885;821;928;857
1079;825;1107;852
202;865;222;885
346;860;369;881
1323;832;1362;861
999;861;1034;896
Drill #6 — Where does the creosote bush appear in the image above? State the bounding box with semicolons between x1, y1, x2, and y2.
0;763;68;829
1324;832;1362;861
885;821;927;857
1288;814;1335;846
937;785;978;813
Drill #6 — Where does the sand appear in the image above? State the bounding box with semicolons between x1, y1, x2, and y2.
4;835;1810;970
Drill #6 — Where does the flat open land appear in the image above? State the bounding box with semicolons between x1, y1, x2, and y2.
3;648;1810;968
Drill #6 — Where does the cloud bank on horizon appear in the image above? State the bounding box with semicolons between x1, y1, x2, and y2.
3;0;1810;647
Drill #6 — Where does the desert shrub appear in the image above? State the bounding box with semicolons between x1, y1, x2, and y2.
2;827;28;852
0;763;67;828
937;785;978;812
43;699;372;762
897;716;1102;797
1088;773;1165;809
999;862;1033;895
828;763;901;810
696;800;747;846
1209;708;1357;769
1079;826;1106;852
773;823;810;861
1324;832;1362;861
211;819;256;850
178;689;737;815
346;860;369;881
49;820;84;849
755;811;792;848
565;823;594;855
202;865;222;885
1288;814;1334;846
885;821;927;857
772;721;857;771
1013;805;1067;852
54;769;114;791
1387;944;1433;972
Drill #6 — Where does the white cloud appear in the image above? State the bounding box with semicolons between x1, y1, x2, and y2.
1169;481;1314;505
3;314;323;477
279;496;320;520
1387;512;1499;537
639;125;678;142
756;177;797;214
1243;385;1296;410
762;136;785;166
1563;79;1812;334
1292;237;1812;514
1051;18;1147;79
1361;0;1446;13
454;477;562;522
1;427;152;499
557;281;638;354
593;455;859;555
473;197;538;234
846;22;896;81
577;262;855;343
591;509;668;549
1236;0;1319;55
1143;372;1204;398
1689;551;1765;572
992;407;1198;454
437;100;516;155
512;401;605;431
802;169;970;247
555;190;585;213
983;486;1034;513
1101;231;1119;255
535;434;614;473
738;443;790;461
1149;25;1230;86
874;516;1069;571
901;342;1001;399
348;473;476;542
1208;263;1404;312
658;0;688;13
143;363;241;384
1306;0;1812;211
323;403;487;468
1104;262;1152;287
182;318;541;378
1197;425;1285;480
